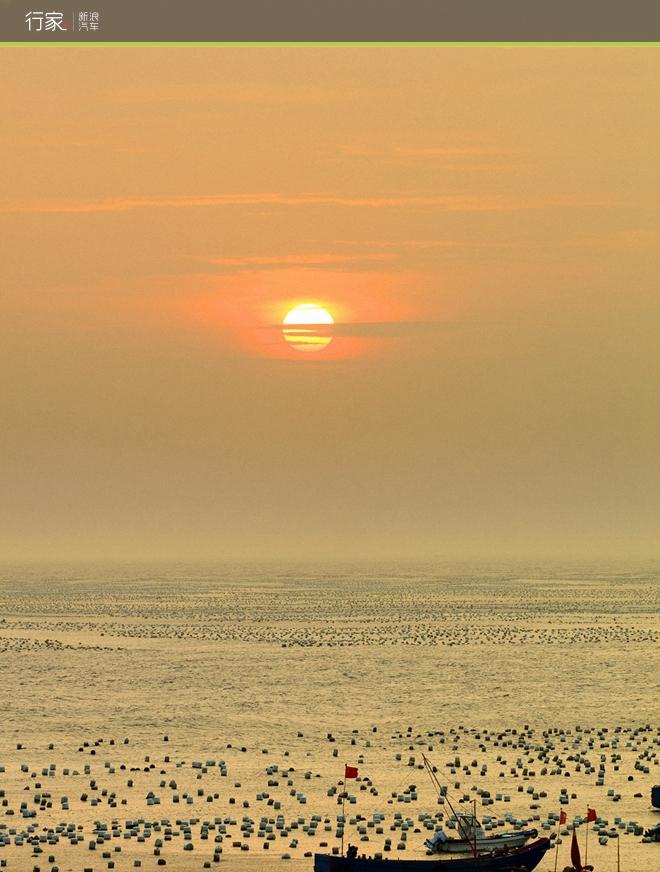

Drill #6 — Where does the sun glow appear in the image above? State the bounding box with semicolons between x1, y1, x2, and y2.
282;303;334;352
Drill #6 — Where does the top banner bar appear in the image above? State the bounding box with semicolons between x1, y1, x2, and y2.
2;0;660;43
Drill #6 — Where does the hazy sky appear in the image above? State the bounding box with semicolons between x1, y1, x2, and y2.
1;48;659;561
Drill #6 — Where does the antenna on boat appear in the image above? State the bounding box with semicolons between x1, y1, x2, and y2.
422;754;478;859
340;766;346;858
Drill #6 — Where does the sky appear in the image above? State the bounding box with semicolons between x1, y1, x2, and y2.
1;47;659;562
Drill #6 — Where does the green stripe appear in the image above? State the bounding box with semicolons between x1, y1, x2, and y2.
1;41;659;47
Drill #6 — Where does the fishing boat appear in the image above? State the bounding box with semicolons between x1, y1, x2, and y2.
313;836;552;871
420;756;537;856
425;812;538;855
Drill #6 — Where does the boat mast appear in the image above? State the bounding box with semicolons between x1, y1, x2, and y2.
617;833;620;872
340;767;346;858
422;754;478;859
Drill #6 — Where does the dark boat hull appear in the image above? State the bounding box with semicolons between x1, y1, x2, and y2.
314;837;551;872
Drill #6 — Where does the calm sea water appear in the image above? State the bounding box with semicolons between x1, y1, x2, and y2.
0;562;657;871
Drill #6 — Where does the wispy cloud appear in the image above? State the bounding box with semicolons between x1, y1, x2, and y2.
103;82;366;108
0;192;618;216
341;145;509;159
334;239;511;250
206;253;395;268
324;320;482;338
392;146;504;158
256;320;488;344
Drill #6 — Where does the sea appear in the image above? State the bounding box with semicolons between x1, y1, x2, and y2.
0;561;657;871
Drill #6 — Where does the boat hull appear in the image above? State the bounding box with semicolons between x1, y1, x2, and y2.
652;785;660;809
431;830;537;854
314;837;551;872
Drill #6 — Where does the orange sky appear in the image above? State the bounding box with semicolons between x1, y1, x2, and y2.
1;47;659;561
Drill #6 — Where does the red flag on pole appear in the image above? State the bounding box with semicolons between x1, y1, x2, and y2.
344;765;358;779
586;808;597;823
570;830;582;871
559;810;567;825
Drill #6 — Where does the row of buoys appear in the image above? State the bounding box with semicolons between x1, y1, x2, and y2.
10;610;647;647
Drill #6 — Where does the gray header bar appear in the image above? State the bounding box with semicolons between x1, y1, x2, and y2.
2;0;660;42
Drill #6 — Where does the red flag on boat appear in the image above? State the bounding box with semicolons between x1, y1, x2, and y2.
570;830;582;871
559;810;567;825
344;765;358;779
586;807;597;822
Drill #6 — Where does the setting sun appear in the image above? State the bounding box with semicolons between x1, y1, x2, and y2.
282;303;334;352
